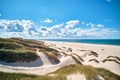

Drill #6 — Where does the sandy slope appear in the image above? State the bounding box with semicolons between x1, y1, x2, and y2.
0;48;76;75
45;41;120;75
36;49;52;65
67;72;86;80
0;41;120;76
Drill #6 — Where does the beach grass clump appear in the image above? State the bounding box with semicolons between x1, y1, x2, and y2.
0;50;39;62
43;52;60;64
96;68;120;80
107;56;120;61
80;50;86;51
102;59;120;65
88;51;98;57
89;59;99;63
0;42;23;50
52;64;120;80
59;51;69;56
71;53;84;62
39;47;59;55
70;55;82;65
67;47;72;52
38;46;60;64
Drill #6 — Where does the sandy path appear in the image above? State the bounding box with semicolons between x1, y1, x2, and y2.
0;48;75;75
36;49;52;65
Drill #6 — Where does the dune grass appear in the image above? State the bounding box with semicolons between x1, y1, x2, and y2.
0;42;23;50
44;52;60;64
88;50;98;57
71;53;84;62
59;51;69;56
107;56;120;61
38;46;60;63
0;38;60;63
0;38;45;62
89;59;99;63
0;49;39;62
70;55;82;65
102;59;120;65
0;64;120;80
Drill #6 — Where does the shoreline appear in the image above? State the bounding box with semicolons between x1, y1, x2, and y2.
44;40;120;47
41;39;120;46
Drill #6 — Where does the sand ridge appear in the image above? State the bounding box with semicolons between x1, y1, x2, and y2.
0;41;120;76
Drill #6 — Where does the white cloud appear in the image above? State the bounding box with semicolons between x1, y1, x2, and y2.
65;20;79;29
96;24;104;28
81;21;104;28
0;19;35;32
0;14;1;16
0;19;120;39
43;18;53;23
0;19;38;38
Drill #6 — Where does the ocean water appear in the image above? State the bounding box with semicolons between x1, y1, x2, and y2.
43;39;120;46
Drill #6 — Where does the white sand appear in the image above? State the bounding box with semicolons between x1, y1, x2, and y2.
0;41;120;76
67;72;86;80
45;41;120;75
36;49;52;65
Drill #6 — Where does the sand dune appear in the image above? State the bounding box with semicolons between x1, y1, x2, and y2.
0;41;120;76
36;49;52;66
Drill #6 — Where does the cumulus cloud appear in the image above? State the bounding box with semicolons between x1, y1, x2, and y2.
65;20;79;29
0;19;38;38
0;19;119;39
96;24;104;28
0;19;35;32
43;18;53;23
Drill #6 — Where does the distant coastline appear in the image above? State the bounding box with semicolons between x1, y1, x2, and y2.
42;39;120;46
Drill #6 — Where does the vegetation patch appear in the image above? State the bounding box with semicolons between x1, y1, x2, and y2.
0;50;39;62
0;38;45;62
71;53;84;62
89;59;99;63
102;59;120;65
59;51;69;57
43;52;60;64
0;42;23;50
107;56;120;61
88;51;98;57
70;55;82;65
0;64;120;80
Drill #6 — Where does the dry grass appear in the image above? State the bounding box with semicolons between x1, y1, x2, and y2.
71;53;84;62
70;55;82;65
0;64;120;80
102;59;120;65
0;38;45;62
88;51;98;57
59;51;69;56
43;52;60;64
89;59;99;63
107;56;120;61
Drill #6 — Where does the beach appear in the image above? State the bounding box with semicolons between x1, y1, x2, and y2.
45;41;120;75
0;41;120;76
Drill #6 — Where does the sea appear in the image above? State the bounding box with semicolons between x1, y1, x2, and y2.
42;39;120;46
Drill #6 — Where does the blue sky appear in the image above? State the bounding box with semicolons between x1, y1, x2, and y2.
0;0;120;39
